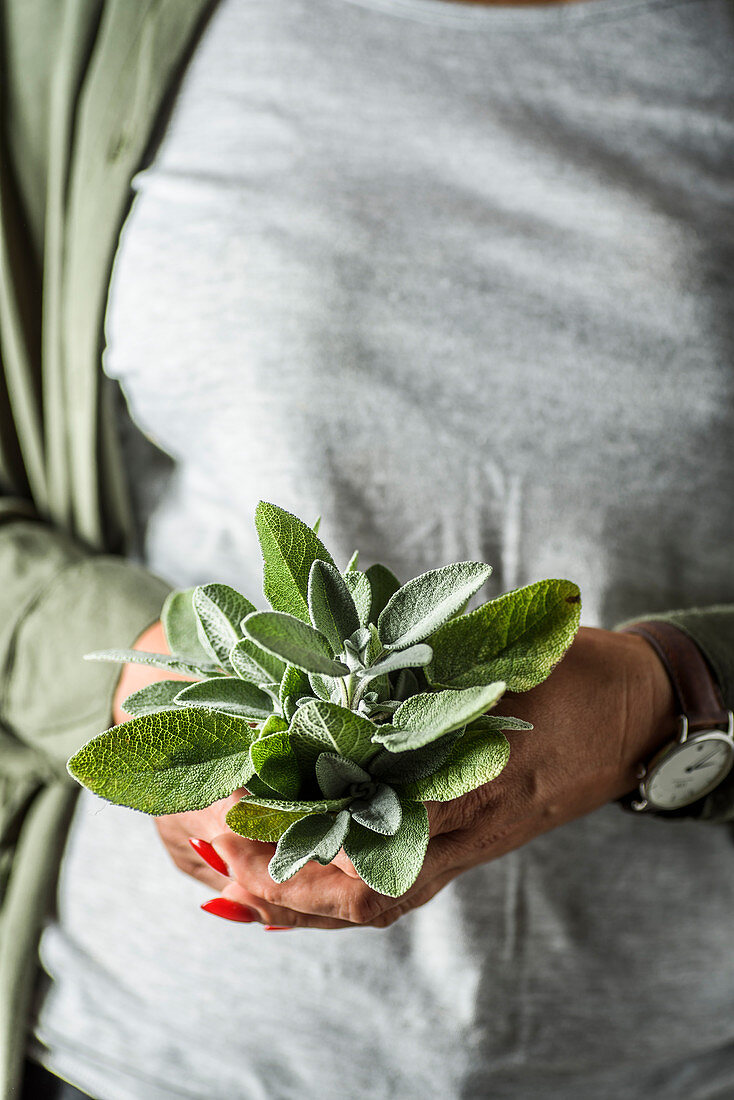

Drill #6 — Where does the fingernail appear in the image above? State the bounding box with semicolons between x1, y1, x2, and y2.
264;925;292;931
201;898;257;923
189;838;230;877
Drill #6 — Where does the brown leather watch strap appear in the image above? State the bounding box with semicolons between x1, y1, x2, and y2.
622;620;728;731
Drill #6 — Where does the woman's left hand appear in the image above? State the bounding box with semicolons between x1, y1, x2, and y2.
193;626;676;930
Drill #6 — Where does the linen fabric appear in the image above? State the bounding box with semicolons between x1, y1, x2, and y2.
24;0;734;1098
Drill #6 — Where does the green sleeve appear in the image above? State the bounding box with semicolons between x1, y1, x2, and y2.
615;606;734;823
0;511;171;1099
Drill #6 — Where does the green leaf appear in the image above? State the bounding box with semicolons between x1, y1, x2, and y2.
365;563;400;624
121;680;185;718
268;810;351;883
368;732;462;786
226;798;308;843
312;515;322;535
174;677;273;720
343;571;371;627
260;714;289;737
161;588;213;665
241;794;350;814
288;700;380;770
375;683;506;751
255;501;335;622
426;578;581;691
307;559;360;654
349;783;402;836
250;731;301;798
395;725;510;802
244;773;281;799
280;664;311;709
308;672;337;702
230;638;285;688
345;550;359;571
377;561;492;651
344;799;429;897
357;643;433;686
83;649;219;677
466;714;533;734
193;584;255;668
315;753;370;798
242;611;349;677
67;709;258;814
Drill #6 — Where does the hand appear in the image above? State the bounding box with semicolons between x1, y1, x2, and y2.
177;626;676;930
112;618;191;726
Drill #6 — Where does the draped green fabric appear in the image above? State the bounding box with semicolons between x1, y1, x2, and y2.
0;2;732;1097
0;3;213;1095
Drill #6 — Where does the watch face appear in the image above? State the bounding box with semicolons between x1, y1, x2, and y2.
646;734;734;810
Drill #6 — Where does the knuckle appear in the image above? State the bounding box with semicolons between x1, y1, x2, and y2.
348;889;384;926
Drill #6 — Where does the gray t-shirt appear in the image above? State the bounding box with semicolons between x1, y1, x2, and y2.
29;0;734;1097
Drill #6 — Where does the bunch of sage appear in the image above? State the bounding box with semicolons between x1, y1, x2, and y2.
68;502;581;897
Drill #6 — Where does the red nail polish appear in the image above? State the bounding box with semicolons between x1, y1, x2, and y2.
201;898;257;923
264;925;292;931
189;837;230;877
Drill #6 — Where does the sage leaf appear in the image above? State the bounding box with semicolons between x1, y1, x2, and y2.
83;649;219;678
349;782;402;836
193;584;255;669
242;611;349;677
242;794;350;814
426;578;581;691
467;714;533;734
344;799;429;897
230;638;285;688
289;701;380;770
256;501;335;622
307;559;360;654
260;714;289;737
368;732;462;785
121;680;184;718
244;773;281;799
395;682;506;736
357;643;433;686
345;550;359;571
308;672;337;702
268;810;351;883
280;664;311;709
175;677;273;720
161;588;213;666
343;571;372;627
366;563;400;623
377;561;492;650
395;726;510;802
250;731;301;798
315;752;370;798
226;798;308;843
67;708;258;814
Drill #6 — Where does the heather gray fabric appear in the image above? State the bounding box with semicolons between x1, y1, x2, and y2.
28;0;734;1096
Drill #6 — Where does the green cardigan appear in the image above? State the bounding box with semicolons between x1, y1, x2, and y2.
0;2;732;1096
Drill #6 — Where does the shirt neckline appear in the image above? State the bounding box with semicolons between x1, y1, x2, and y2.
337;0;704;32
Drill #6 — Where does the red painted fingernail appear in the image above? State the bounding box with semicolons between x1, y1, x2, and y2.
264;925;292;931
189;838;230;877
201;898;257;923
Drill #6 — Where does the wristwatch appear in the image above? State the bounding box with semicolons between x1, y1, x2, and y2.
620;621;734;813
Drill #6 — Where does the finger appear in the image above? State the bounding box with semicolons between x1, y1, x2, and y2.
212;832;392;925
215;881;364;930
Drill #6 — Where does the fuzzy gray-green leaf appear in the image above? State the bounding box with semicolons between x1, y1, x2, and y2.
316;752;371;798
374;683;506;751
368;732;462;786
308;559;360;654
289;701;380;770
121;680;185;718
175;677;273;720
268;811;351;883
230;638;285;688
343;571;372;627
67;709;258;814
426;578;581;691
395;725;510;802
365;563;401;624
357;643;433;686
161;588;213;666
250;731;301;798
83;649;219;678
377;561;492;651
255;501;335;622
344;799;429;897
226;798;308;843
193;584;255;669
349;782;402;836
242;611;350;677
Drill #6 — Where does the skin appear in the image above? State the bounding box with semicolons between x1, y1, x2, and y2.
114;618;676;930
